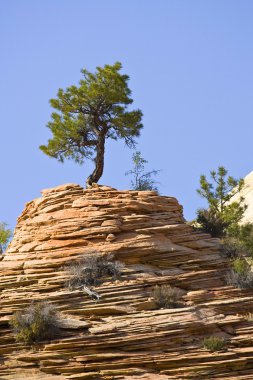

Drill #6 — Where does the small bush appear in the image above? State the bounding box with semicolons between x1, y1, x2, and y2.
10;301;60;344
66;253;123;289
226;269;253;289
228;223;253;257
203;336;226;352
221;237;246;259
195;209;227;238
226;258;253;289
152;285;184;308
232;258;249;274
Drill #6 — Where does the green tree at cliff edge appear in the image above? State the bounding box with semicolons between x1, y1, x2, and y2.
40;62;143;187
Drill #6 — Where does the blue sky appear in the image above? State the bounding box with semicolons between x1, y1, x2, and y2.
1;0;253;229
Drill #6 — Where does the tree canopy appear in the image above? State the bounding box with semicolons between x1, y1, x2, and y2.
40;62;143;186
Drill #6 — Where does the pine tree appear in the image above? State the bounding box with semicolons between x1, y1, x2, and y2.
40;62;143;187
126;151;160;191
196;166;246;237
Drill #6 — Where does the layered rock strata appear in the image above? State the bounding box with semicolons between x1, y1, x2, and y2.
1;184;253;379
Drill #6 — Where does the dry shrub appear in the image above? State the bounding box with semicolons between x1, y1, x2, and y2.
152;284;184;308
203;336;226;352
226;258;253;289
226;270;253;289
66;253;123;289
243;312;253;321
10;301;60;344
221;237;246;259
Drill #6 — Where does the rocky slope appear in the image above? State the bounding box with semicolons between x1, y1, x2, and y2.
1;184;253;379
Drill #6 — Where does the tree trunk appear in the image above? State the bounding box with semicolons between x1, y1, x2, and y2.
86;132;106;188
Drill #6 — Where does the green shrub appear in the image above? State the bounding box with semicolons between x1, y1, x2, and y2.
66;253;123;289
152;285;184;308
10;301;60;344
226;258;253;289
232;258;249;274
203;336;226;352
196;209;228;238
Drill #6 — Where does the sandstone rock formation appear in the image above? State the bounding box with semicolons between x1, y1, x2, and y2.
1;184;253;379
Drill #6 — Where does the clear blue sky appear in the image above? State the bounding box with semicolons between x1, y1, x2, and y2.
1;0;253;229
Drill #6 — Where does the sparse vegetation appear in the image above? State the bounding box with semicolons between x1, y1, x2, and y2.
221;237;247;259
10;301;60;344
228;223;253;258
196;166;246;238
0;222;12;253
226;258;253;289
65;253;123;289
152;285;184;308
232;257;249;274
194;167;253;289
203;336;226;352
126;151;160;191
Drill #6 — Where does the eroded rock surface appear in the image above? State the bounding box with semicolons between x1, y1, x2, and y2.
1;184;253;379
